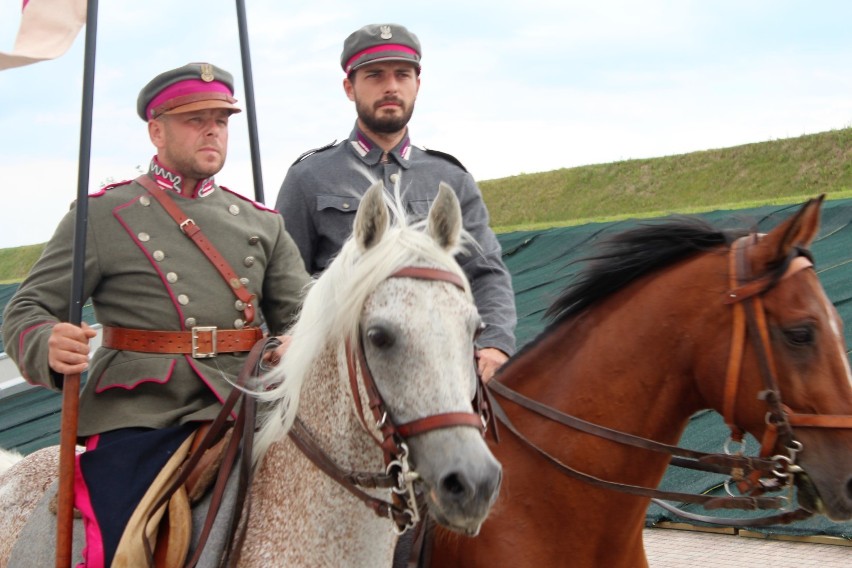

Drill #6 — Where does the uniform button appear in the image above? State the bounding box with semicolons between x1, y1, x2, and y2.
240;277;250;286
234;319;245;329
248;235;260;245
244;256;255;267
185;317;197;327
166;272;178;283
342;202;350;210
153;250;165;261
139;196;151;206
389;173;400;184
178;294;190;305
235;299;246;310
229;204;240;215
138;232;150;242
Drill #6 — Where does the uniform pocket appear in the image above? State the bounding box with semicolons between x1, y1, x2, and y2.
407;199;431;218
317;194;360;214
93;352;178;392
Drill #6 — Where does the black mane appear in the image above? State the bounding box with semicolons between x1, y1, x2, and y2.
546;216;748;323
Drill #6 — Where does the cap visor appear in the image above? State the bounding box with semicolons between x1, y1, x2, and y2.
162;100;242;116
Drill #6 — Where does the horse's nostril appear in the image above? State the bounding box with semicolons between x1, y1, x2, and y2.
441;472;469;499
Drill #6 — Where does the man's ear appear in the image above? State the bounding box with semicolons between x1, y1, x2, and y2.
343;77;355;102
148;119;164;148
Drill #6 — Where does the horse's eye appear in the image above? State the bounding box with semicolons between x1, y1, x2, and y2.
783;326;815;347
367;326;395;349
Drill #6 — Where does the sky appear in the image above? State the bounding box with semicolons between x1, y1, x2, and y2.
0;0;850;248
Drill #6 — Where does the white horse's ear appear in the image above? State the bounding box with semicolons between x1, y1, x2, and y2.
428;182;463;251
354;181;390;252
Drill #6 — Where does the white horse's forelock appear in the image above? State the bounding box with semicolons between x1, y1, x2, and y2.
252;201;472;462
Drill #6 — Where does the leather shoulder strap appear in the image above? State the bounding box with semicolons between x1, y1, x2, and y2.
135;175;256;324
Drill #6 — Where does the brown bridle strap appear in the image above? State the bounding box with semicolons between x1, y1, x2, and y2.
488;380;779;480
390;266;467;290
487;387;790;514
397;413;485;438
786;409;852;427
722;236;750;442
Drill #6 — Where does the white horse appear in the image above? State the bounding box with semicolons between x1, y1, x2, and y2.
0;181;502;567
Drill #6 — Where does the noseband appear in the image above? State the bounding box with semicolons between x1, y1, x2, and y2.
722;234;852;495
288;266;488;534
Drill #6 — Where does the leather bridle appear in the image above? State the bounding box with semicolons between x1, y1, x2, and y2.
488;233;852;527
721;235;852;497
288;266;489;534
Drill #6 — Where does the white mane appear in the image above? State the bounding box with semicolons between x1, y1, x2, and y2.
252;192;471;460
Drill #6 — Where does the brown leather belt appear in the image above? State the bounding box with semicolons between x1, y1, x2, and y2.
102;326;264;358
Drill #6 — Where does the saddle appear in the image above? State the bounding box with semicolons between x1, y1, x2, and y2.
45;424;234;567
114;424;234;567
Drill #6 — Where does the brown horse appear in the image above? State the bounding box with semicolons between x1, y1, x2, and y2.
430;196;852;567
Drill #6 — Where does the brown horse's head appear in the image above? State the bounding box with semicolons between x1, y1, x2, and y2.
721;196;852;520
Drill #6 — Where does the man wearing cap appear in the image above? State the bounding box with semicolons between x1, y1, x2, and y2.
3;62;309;566
276;23;516;382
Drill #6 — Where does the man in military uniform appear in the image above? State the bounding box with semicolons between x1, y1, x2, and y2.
276;23;517;382
3;62;310;566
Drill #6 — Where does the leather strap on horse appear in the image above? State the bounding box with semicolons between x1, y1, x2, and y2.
487;389;794;513
140;338;268;567
135;174;256;325
288;418;415;527
487;381;779;479
650;496;813;527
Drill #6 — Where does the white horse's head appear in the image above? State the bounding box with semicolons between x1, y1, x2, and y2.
255;180;501;535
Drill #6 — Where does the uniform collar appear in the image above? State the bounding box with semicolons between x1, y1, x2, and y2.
147;156;216;198
347;125;413;169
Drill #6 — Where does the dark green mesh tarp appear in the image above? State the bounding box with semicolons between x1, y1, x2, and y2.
499;197;852;539
1;198;850;537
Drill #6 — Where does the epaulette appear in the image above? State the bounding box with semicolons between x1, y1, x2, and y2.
422;147;468;172
90;179;133;198
292;140;337;166
219;185;278;213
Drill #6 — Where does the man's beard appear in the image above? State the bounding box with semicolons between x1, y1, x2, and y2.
356;98;415;134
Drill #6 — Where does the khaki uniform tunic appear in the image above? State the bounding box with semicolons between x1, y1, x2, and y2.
3;176;310;436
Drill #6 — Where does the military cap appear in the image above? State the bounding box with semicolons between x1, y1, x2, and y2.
137;62;242;122
341;23;421;75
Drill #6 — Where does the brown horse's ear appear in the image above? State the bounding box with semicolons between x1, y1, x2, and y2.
354;181;389;252
758;194;824;265
427;182;462;251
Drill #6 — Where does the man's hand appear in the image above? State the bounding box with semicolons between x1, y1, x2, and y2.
48;322;97;375
263;334;293;367
476;347;509;384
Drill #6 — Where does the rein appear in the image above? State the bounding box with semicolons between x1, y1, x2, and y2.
488;233;852;527
288;266;488;534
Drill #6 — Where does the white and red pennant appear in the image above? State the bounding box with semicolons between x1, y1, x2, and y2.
0;0;87;70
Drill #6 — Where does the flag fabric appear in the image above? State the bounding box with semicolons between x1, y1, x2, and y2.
0;0;87;70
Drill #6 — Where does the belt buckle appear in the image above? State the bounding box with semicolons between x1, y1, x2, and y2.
191;326;218;358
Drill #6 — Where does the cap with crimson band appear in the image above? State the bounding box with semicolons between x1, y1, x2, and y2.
137;62;241;122
341;23;421;75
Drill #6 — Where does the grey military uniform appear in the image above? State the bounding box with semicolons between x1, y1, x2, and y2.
3;175;310;436
277;125;516;356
